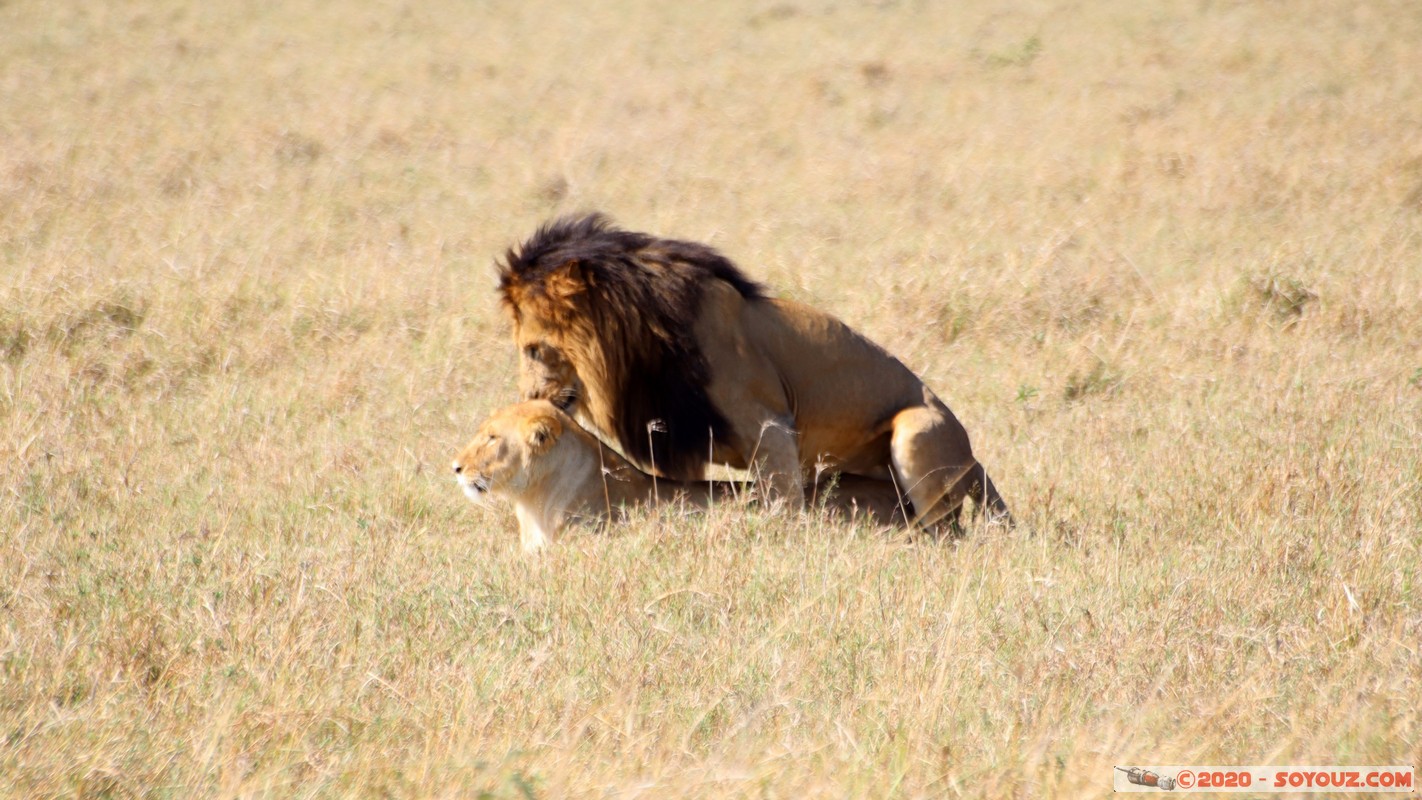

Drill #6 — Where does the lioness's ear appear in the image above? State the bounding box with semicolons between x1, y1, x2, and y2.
524;413;563;453
546;259;588;300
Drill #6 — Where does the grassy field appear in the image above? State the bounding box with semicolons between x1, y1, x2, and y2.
3;0;1421;796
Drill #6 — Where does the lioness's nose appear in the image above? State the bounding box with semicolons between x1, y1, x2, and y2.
453;464;463;474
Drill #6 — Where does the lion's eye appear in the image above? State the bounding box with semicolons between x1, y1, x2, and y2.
524;345;540;360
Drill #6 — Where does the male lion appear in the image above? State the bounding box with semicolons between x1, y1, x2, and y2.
497;213;1011;530
453;400;907;552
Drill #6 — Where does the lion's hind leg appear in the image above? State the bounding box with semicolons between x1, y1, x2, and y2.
954;464;1014;527
887;404;976;533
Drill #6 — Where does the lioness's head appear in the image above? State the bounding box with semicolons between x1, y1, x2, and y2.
452;401;565;504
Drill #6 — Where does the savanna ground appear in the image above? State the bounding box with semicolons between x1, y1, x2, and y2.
3;0;1421;797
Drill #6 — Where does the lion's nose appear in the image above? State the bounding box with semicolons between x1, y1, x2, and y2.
453;464;463;474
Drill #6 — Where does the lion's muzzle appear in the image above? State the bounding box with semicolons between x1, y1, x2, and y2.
529;385;578;413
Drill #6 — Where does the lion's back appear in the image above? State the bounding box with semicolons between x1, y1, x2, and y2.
744;297;929;410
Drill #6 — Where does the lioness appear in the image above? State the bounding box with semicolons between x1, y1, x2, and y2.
496;213;1011;530
453;400;907;552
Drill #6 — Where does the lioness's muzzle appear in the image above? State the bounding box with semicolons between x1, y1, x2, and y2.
457;473;492;505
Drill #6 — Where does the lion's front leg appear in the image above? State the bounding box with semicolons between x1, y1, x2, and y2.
749;414;805;509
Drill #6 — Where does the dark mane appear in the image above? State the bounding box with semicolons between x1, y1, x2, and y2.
498;213;767;478
500;213;765;303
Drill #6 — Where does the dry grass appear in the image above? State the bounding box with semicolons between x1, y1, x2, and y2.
3;0;1421;797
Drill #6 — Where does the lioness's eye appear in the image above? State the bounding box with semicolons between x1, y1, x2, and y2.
524;345;540;360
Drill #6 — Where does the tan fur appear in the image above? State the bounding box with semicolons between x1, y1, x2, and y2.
453;400;907;552
688;282;1012;528
498;215;1011;530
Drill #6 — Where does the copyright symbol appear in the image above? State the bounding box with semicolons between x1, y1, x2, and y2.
1177;770;1195;789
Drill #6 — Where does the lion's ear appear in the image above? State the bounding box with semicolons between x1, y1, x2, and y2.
546;259;589;300
497;284;522;324
524;413;563;453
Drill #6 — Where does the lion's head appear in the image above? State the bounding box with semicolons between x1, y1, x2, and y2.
515;330;582;413
451;401;564;505
497;213;765;479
